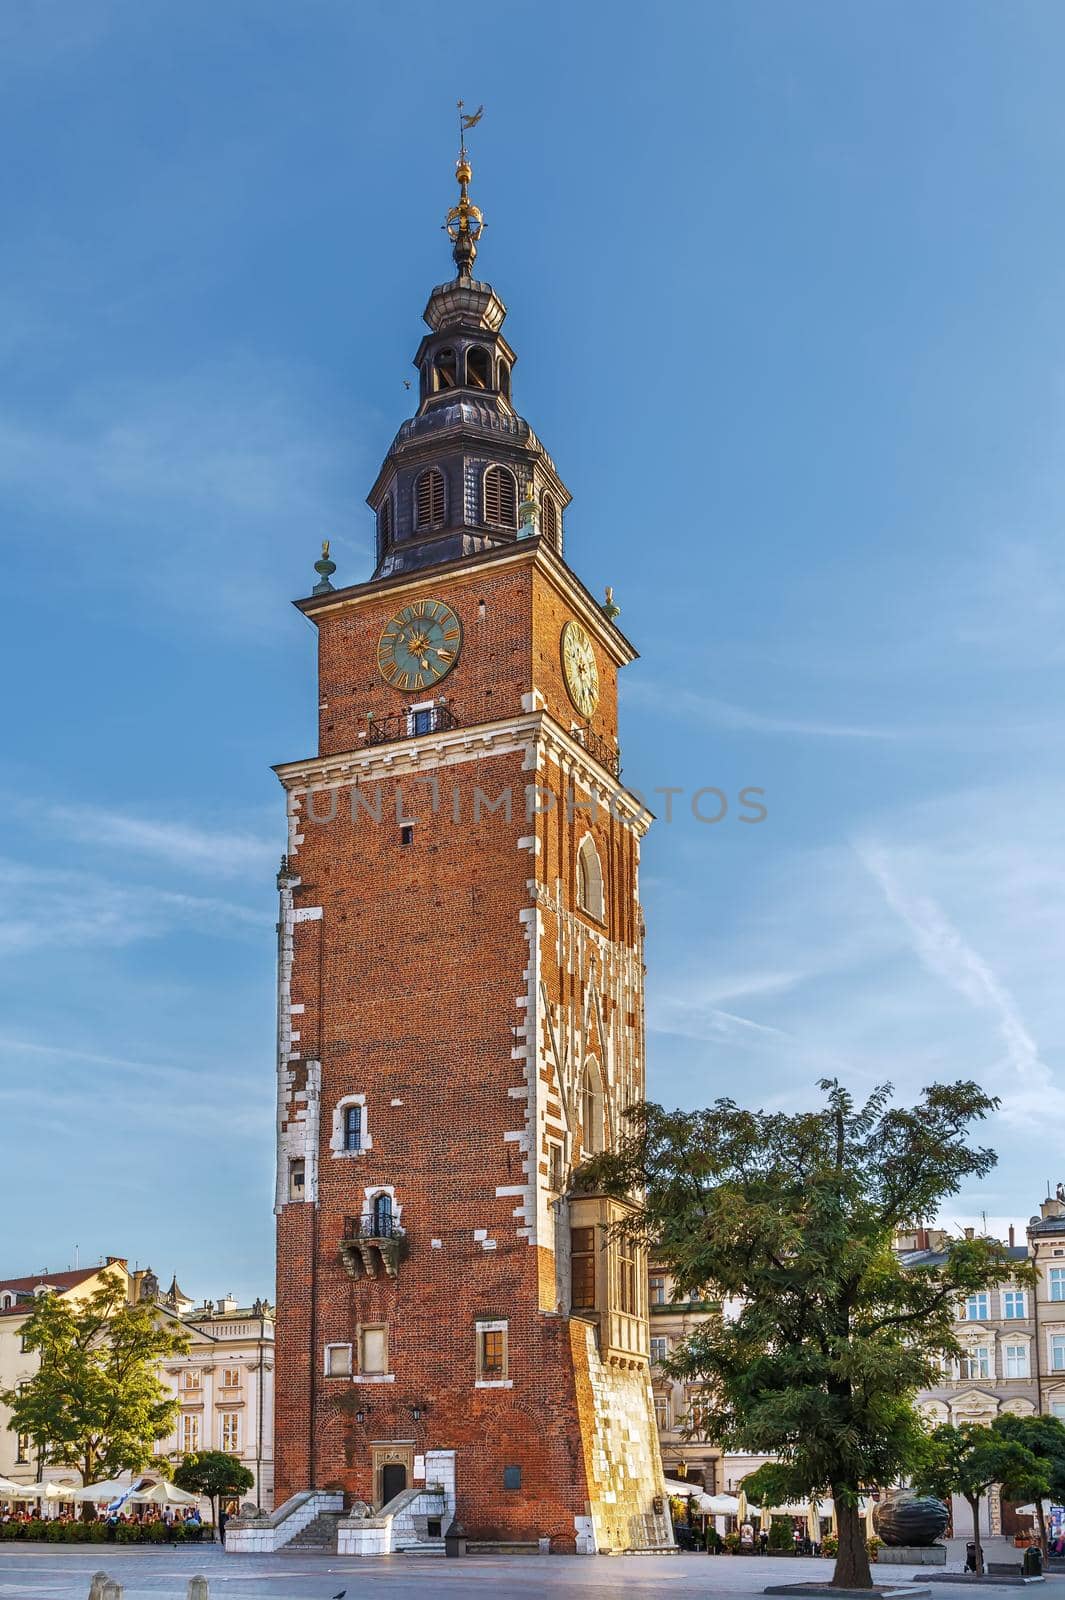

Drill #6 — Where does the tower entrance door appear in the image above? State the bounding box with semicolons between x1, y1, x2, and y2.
372;1442;414;1509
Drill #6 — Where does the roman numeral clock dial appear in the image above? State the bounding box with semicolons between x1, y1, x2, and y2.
377;598;463;692
561;619;599;718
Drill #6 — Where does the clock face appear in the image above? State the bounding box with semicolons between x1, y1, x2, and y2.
377;598;462;692
561;620;599;718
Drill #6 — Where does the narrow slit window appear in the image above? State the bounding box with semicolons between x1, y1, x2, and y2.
344;1105;362;1151
541;493;558;547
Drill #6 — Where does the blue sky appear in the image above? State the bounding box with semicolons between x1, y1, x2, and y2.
3;1;1064;1301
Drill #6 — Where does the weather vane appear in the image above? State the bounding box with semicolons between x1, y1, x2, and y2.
445;99;485;279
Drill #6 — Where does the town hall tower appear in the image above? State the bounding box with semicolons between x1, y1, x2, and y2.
271;139;671;1554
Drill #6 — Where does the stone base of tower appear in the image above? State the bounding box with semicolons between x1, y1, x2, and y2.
568;1320;675;1553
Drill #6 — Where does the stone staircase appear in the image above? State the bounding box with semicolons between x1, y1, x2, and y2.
282;1510;345;1551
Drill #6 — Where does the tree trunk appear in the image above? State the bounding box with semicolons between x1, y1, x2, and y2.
832;1491;873;1589
967;1495;984;1575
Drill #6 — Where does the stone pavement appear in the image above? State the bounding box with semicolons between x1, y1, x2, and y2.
0;1541;1051;1600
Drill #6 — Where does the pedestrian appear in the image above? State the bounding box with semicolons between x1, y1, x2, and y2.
218;1505;228;1546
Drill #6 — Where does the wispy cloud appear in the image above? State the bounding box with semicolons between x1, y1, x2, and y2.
42;801;278;879
858;839;1065;1125
624;681;902;740
0;857;270;955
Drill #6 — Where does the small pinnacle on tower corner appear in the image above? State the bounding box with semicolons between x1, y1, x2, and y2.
312;538;337;594
602;586;621;620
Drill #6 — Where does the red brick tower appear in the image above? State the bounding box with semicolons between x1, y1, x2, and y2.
272;143;671;1553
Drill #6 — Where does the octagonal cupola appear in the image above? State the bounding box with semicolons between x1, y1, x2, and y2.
367;138;570;580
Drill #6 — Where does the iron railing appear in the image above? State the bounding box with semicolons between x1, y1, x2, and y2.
572;725;621;779
344;1213;404;1242
366;705;459;748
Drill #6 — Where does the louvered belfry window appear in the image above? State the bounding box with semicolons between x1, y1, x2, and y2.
484;465;517;529
541;493;558;547
379;497;392;546
415;468;445;530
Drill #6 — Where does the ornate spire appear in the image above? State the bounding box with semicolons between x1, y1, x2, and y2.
444;100;485;280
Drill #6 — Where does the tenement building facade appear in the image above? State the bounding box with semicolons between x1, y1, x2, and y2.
271;146;671;1553
899;1191;1065;1538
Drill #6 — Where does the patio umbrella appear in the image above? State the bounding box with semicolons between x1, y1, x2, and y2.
73;1479;136;1503
759;1502;773;1532
737;1487;749;1522
18;1481;78;1501
129;1480;201;1507
863;1498;877;1539
806;1498;823;1543
0;1476;25;1496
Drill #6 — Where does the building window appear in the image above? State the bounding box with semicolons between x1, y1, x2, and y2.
288;1159;306;1201
378;496;392;551
580;1060;605;1155
325;1342;352;1377
1004;1344;1029;1378
181;1413;200;1454
1003;1290;1027;1319
1049;1268;1065;1302
414;467;445;531
411;707;435;735
498;361;511;401
344;1105;363;1152
650;1336;669;1365
547;1142;563;1192
541;492;558;548
181;1370;202;1392
650;1275;666;1306
570;1226;596;1310
483;464;517;529
1052;1401;1065;1420
477;1322;508;1381
960;1346;992;1380
220;1412;240;1453
433;348;457;390
963;1292;989;1321
466;345;491;389
1052;1335;1065;1372
221;1367;241;1389
16;1431;30;1463
576;836;605;921
503;1464;521;1490
358;1325;388;1376
654;1396;671;1430
371;1192;394;1236
618;1236;639;1316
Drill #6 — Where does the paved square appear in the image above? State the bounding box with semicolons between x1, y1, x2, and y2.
0;1542;1042;1600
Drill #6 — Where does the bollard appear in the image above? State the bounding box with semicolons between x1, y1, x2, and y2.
100;1583;123;1600
87;1575;111;1600
187;1578;210;1600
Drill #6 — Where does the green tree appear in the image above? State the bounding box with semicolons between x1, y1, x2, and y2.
912;1422;1046;1575
990;1413;1065;1557
0;1272;188;1494
581;1078;1030;1590
173;1451;254;1536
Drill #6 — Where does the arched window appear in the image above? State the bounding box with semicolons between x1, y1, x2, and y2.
483;465;517;529
498;362;511;401
433;348;458;390
414;467;445;530
576;835;605;921
372;1192;394;1236
541;492;558;549
466;346;491;390
581;1060;604;1155
0;1292;13;1310
378;496;392;550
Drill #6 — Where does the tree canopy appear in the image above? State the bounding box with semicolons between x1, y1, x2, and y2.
912;1422;1047;1573
173;1451;254;1531
582;1077;1029;1589
1;1271;188;1487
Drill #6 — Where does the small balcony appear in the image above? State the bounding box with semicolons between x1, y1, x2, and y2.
365;705;459;748
339;1214;408;1280
572;725;621;780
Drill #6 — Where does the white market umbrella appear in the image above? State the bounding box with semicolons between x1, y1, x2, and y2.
807;1498;823;1542
73;1479;136;1503
0;1476;25;1496
737;1487;749;1522
129;1480;201;1507
18;1480;78;1501
759;1502;773;1532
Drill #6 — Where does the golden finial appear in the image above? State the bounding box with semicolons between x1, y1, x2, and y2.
445;100;485;279
313;539;337;595
602;586;621;620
